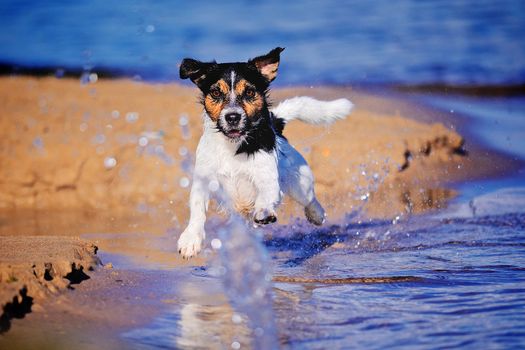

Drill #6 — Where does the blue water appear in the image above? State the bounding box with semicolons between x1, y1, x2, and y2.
421;95;525;160
1;0;524;85
122;209;525;349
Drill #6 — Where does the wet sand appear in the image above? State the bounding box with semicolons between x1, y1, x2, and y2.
0;76;521;346
0;236;99;334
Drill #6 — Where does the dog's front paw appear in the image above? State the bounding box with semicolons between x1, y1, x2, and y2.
178;228;204;259
253;209;277;226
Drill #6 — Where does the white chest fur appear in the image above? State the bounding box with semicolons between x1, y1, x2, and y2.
193;119;279;214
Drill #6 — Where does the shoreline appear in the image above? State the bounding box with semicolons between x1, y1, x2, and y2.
2;62;525;96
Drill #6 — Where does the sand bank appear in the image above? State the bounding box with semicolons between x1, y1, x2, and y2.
0;236;99;333
0;76;475;220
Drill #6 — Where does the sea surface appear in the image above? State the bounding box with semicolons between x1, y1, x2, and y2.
121;207;525;349
0;0;524;86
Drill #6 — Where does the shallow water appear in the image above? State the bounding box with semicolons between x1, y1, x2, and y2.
1;0;524;85
121;196;525;349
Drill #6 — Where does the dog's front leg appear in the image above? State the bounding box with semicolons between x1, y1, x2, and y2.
252;155;281;225
178;174;209;259
178;133;216;259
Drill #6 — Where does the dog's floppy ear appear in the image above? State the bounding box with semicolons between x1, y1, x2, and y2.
179;58;216;88
249;47;284;83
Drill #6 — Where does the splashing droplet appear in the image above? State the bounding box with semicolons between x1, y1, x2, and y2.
208;180;220;192
32;137;44;150
211;238;222;250
126;112;139;123
231;313;242;324
145;24;155;33
179;177;190;188
80;72;90;85
138;136;148;147
104;157;117;169
93;134;106;144
179;114;191;140
178;146;188;156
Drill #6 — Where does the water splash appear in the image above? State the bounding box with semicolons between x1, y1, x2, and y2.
103;156;117;169
343;157;391;222
178;114;194;188
32;137;44;152
135;130;175;166
125;112;139;123
213;216;279;349
179;114;191;141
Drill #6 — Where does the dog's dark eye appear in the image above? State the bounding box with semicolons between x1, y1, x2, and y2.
210;89;222;98
245;89;256;98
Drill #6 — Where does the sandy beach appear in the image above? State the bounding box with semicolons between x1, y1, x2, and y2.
0;77;489;215
0;76;522;347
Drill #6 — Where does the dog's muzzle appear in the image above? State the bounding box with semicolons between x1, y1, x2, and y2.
220;107;246;139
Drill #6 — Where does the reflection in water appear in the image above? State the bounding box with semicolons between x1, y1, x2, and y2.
178;303;251;349
123;300;253;349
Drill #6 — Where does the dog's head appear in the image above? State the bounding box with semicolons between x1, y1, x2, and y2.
179;47;284;141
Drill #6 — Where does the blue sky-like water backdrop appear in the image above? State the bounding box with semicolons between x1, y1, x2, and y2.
1;0;524;85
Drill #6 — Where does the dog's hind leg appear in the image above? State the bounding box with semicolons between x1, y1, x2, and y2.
278;139;326;225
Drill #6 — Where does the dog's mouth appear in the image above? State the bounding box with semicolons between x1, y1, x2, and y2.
223;129;245;139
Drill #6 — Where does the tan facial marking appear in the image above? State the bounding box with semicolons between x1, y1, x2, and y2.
242;95;264;117
234;79;248;96
217;79;230;94
204;96;224;120
234;79;264;117
204;79;230;120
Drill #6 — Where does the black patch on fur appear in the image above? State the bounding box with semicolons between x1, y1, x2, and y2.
195;63;271;95
272;113;286;135
234;112;288;156
235;112;276;156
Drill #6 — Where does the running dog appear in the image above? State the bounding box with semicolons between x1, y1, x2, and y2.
178;47;353;258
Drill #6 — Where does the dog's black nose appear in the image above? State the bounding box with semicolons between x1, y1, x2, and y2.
225;113;241;125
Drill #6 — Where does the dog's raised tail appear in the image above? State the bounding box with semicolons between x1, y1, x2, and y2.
271;96;353;125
